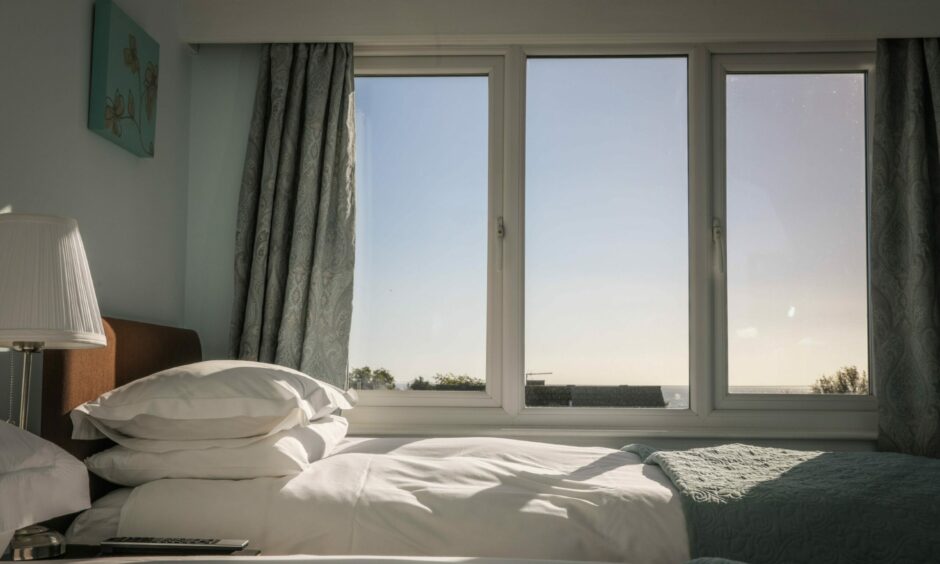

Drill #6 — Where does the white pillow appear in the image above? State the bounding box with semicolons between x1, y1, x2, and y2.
65;488;130;546
0;422;90;554
84;416;349;486
71;360;356;441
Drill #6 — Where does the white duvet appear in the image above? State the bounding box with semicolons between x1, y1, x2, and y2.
114;437;688;563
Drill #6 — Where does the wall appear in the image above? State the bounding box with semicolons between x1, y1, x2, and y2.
184;44;260;359
178;0;940;44
0;0;193;426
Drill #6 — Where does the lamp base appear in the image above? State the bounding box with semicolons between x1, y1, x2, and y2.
10;526;65;561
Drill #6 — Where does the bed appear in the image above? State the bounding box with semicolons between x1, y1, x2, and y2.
41;319;940;564
40;318;689;564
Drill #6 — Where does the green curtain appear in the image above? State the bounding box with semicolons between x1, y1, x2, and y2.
229;44;355;389
872;38;940;457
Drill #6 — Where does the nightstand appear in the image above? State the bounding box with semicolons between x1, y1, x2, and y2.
1;544;100;561
2;545;261;561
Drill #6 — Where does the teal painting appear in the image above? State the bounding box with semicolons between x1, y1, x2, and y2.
88;0;159;157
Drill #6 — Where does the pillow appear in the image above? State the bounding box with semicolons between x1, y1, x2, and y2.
84;416;349;486
71;360;356;441
0;422;90;554
65;488;130;546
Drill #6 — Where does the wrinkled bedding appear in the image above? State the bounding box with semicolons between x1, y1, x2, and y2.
98;437;687;563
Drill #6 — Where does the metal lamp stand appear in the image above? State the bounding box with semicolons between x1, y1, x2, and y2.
7;342;67;562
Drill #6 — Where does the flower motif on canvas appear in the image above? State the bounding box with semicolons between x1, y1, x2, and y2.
88;0;160;157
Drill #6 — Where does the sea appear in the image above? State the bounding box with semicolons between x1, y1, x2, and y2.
660;385;814;409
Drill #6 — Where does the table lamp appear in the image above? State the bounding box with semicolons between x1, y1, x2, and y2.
0;213;106;560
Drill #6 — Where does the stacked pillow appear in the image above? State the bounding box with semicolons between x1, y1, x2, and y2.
71;360;356;486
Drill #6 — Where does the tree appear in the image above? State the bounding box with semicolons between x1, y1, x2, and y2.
407;373;485;391
811;366;869;395
408;376;433;390
349;366;396;390
431;373;485;391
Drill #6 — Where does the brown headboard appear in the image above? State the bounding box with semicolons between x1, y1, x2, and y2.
40;317;201;498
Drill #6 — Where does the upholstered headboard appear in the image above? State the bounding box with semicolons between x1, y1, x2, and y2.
40;317;201;499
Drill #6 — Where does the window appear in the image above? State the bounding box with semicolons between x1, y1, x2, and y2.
347;57;503;405
524;57;689;409
344;48;877;439
714;54;873;406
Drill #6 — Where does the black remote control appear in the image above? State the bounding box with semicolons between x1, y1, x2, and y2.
100;537;250;555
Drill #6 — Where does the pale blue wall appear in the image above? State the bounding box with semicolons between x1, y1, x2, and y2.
184;45;261;359
0;0;193;428
0;40;259;427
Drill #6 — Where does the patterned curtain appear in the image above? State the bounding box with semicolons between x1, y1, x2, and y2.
872;38;940;457
229;44;355;388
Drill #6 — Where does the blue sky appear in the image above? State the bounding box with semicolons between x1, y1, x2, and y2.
348;60;868;390
349;76;488;384
726;73;868;388
525;58;688;386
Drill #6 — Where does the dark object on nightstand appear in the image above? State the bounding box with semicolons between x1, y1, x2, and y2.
60;545;102;559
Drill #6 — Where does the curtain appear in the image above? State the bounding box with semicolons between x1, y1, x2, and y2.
872;38;940;457
229;44;355;389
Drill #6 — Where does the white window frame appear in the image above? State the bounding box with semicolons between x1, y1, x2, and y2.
711;52;877;412
344;44;879;441
352;55;506;408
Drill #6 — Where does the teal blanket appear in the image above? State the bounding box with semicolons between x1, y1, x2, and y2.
623;443;940;563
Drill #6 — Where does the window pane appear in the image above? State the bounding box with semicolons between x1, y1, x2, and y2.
349;76;488;391
525;58;689;408
726;73;869;395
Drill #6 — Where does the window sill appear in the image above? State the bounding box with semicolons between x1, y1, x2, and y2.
343;404;878;441
354;389;500;408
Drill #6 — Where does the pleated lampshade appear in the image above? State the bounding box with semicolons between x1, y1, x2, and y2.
0;214;106;349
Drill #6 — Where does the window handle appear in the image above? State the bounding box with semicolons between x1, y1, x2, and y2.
496;216;505;272
712;218;725;275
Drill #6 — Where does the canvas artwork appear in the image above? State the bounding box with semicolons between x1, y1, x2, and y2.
88;0;159;157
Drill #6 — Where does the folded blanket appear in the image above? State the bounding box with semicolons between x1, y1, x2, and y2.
624;443;940;564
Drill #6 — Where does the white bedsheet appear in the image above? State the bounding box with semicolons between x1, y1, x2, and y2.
101;437;689;563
